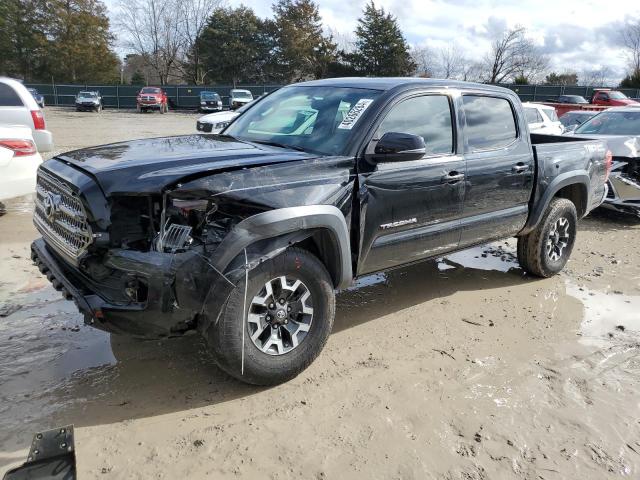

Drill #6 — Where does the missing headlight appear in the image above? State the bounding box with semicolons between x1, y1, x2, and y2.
157;223;193;253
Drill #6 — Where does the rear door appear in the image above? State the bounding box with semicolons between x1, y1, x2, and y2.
458;94;534;247
356;91;466;275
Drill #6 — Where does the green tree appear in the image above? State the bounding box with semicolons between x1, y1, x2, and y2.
513;74;529;85
45;0;120;83
197;6;274;85
545;72;578;85
620;69;640;88
271;0;337;81
130;70;145;85
347;1;415;76
0;0;49;80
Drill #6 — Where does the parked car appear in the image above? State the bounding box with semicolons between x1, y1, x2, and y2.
547;95;589;104
566;107;640;216
0;125;43;215
522;102;564;135
229;89;253;109
75;91;102;112
0;77;53;153
136;87;168;113
27;88;45;108
590;89;639;106
559;110;598;131
31;78;609;386
196;102;252;133
199;91;223;112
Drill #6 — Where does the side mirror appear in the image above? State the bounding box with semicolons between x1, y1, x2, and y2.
368;132;426;163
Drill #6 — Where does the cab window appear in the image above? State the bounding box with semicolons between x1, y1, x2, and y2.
462;96;517;151
376;95;454;156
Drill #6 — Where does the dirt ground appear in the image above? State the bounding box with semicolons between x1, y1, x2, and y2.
1;107;639;479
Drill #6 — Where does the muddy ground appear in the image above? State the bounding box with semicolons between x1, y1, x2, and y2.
1;108;639;479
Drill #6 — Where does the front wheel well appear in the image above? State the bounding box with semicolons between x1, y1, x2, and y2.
554;183;588;218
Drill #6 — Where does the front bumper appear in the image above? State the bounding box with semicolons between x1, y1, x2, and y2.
31;238;236;337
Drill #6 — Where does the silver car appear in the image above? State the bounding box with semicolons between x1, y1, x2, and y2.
567;106;640;216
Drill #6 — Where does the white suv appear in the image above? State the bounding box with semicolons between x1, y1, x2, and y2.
0;77;54;152
522;102;564;136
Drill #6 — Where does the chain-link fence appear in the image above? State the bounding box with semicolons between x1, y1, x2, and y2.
25;82;640;109
24;83;283;109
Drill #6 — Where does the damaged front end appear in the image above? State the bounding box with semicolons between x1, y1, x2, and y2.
31;153;353;338
604;158;640;216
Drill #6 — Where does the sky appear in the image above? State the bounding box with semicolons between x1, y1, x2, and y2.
106;0;640;83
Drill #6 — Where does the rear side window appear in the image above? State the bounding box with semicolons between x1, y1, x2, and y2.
0;83;24;107
376;95;454;155
543;108;559;122
524;107;542;124
463;96;517;151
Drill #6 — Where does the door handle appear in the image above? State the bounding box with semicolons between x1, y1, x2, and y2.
512;163;529;173
442;171;465;184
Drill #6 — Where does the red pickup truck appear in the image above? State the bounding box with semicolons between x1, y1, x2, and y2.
136;87;169;113
590;89;639;106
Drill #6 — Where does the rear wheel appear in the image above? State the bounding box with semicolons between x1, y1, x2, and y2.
206;247;335;385
517;198;577;277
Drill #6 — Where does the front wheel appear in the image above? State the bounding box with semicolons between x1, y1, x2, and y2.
206;247;336;385
517;198;577;277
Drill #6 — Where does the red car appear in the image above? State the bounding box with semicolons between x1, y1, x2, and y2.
590;89;639;106
136;87;169;113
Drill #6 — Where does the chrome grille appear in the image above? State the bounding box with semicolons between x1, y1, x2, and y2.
34;170;92;264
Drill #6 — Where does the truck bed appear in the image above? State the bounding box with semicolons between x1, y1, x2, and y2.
529;133;608;218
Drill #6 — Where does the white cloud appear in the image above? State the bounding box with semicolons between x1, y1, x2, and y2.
229;0;640;81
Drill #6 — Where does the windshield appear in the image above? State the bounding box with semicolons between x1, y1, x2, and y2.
78;92;97;98
232;91;252;99
575;110;640;135
201;92;220;100
141;87;161;94
609;91;628;100
224;86;381;156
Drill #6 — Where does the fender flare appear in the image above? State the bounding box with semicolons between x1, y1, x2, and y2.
520;172;591;235
210;205;353;289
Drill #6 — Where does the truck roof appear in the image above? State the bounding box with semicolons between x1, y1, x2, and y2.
297;77;512;94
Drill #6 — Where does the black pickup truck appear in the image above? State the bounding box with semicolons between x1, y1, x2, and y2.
31;78;610;385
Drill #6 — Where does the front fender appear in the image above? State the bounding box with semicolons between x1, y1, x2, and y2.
210;205;353;289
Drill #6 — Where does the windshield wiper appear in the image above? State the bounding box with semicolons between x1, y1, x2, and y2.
250;140;307;152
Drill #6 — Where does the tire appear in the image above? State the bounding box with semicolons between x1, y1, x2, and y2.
517;198;577;278
0;202;6;217
136;105;141;113
206;247;336;385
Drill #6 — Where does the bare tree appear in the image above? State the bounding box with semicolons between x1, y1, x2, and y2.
411;45;436;77
178;0;224;84
621;20;640;74
437;44;464;79
117;0;183;85
483;26;548;83
461;61;484;82
580;66;613;87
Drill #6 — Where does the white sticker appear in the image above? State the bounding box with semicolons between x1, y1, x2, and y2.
337;99;374;130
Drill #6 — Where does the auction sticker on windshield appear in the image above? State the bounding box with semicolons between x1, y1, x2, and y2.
337;99;374;130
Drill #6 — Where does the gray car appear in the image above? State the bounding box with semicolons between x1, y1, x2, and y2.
566;106;640;216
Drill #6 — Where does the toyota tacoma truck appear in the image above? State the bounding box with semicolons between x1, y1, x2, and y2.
31;78;611;385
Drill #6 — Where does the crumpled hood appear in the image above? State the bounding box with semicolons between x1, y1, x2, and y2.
50;134;316;196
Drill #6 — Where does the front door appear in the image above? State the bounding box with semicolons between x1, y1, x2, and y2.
357;92;466;275
457;94;534;247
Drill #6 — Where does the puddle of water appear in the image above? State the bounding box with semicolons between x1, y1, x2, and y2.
441;240;521;273
566;282;640;346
